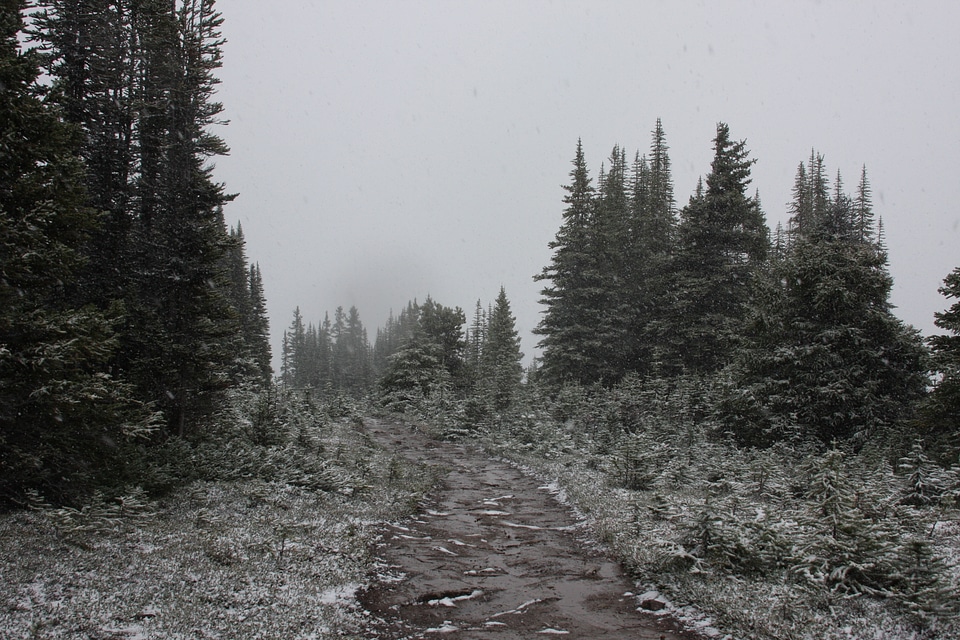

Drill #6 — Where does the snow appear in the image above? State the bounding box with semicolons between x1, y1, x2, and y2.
318;583;361;605
501;520;543;530
426;590;484;607
432;545;459;556
491;598;543;617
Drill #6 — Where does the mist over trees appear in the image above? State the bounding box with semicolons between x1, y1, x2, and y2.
3;1;960;634
280;289;525;420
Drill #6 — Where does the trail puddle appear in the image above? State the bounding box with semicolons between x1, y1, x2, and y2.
359;419;702;639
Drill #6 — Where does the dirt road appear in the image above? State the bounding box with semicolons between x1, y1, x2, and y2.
359;419;701;639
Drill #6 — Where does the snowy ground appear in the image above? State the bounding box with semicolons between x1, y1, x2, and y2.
480;434;960;640
0;415;439;639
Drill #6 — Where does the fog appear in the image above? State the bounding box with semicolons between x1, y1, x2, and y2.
211;0;960;365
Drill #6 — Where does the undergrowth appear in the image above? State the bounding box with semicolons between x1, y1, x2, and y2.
0;388;438;639
412;376;960;640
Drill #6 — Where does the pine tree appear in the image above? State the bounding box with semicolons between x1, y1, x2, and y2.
792;449;901;596
135;0;237;436
338;306;371;395
378;297;464;407
419;297;467;386
627;120;677;376
281;307;306;388
29;0;138;305
482;287;524;409
0;1;154;505
917;266;960;462
591;145;633;381
32;0;245;437
853;166;875;244
669;123;769;373
247;263;272;385
464;300;487;388
726;158;927;447
534;140;604;384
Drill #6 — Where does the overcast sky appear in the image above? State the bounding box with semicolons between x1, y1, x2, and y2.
212;0;960;367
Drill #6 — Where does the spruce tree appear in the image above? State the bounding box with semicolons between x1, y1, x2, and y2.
248;263;273;385
592;145;633;381
627;120;677;376
29;0;138;305
0;1;153;505
535;140;603;385
378;297;464;406
338;306;371;394
669;123;768;373
917;266;960;462
482;287;524;409
465;300;487;389
281;307;306;388
32;0;246;436
726;158;927;447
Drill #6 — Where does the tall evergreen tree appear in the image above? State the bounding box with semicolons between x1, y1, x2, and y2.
247;263;272;385
482;287;524;409
534;139;604;385
668;122;768;373
378;297;465;405
32;0;246;437
464;300;487;388
592;145;633;381
726;158;927;447
917;267;960;462
0;1;154;505
29;0;138;305
281;307;306;388
337;306;371;394
627;120;677;376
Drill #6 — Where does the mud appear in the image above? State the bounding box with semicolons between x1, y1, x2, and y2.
358;419;702;639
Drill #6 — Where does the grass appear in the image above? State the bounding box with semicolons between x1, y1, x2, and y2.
0;413;439;640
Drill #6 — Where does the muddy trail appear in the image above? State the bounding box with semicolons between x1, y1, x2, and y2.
358;419;703;640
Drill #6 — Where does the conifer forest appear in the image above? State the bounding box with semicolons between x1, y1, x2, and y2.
1;1;959;639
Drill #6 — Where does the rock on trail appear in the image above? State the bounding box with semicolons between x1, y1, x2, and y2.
358;419;701;639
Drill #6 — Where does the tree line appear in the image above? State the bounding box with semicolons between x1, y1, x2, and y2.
279;286;524;419
535;120;955;460
1;0;270;506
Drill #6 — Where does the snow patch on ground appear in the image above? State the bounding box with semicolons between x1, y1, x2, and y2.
318;583;361;605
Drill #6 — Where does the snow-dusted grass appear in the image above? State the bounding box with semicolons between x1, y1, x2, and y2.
501;451;958;640
462;380;960;640
0;399;439;639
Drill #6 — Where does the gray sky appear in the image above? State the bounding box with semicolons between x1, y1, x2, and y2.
212;0;960;366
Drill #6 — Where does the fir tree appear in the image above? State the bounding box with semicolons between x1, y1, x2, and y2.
337;306;372;395
464;300;487;388
482;287;524;410
281;307;306;388
0;1;154;505
32;0;244;436
726;158;927;447
917;266;960;462
29;0;138;305
534;139;603;385
669;123;768;373
247;263;272;385
378;297;464;407
627;120;677;376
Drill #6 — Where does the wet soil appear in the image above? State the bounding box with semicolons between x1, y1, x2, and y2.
358;419;702;639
